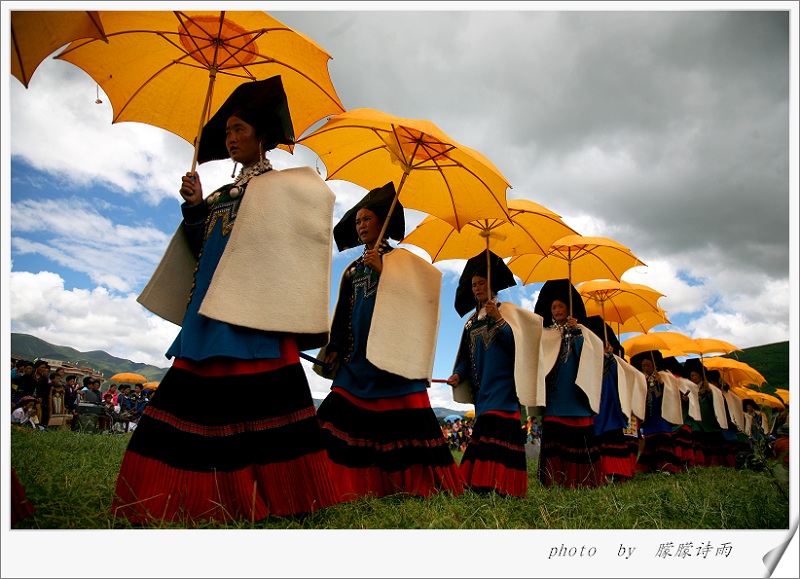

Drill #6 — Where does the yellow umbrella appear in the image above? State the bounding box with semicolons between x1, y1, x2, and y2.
298;108;512;241
463;409;476;419
731;386;785;410
56;10;345;170
621;331;699;359
507;234;645;315
402;199;577;262
109;372;148;384
611;308;671;335
11;10;107;88
702;357;767;389
578;280;665;347
775;388;789;405
691;338;743;357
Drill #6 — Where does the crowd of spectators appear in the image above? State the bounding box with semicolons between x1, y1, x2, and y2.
10;357;153;433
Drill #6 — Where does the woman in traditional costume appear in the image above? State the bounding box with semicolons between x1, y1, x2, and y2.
316;184;463;500
447;253;528;497
112;76;340;524
583;316;633;482
534;279;605;489
633;350;682;473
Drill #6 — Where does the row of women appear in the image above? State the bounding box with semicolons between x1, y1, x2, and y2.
105;76;750;525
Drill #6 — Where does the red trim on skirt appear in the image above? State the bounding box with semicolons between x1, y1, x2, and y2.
539;415;604;489
330;386;436;411
11;467;35;525
172;337;299;377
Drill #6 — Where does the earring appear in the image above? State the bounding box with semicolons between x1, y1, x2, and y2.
230;161;238;178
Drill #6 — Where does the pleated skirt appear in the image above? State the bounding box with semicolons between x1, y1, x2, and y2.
693;430;726;467
539;416;604;489
111;339;340;525
637;430;682;473
673;424;696;469
316;387;464;501
459;410;528;497
597;429;634;480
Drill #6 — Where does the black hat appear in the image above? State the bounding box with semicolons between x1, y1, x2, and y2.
630;349;664;371
533;278;587;322
454;251;516;317
333;182;405;251
661;356;687;378
197;76;294;164
683;358;704;377
582;315;624;356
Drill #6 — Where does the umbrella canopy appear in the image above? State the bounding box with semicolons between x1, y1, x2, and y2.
731;386;785;410
11;10;107;88
701;357;767;389
108;372;148;384
143;381;160;391
298;108;512;237
691;338;743;357
463;409;476;419
775;388;790;405
610;308;671;335
507;234;645;315
454;251;516;317
56;10;345;169
443;414;463;423
622;331;700;359
402;198;578;263
577;279;664;327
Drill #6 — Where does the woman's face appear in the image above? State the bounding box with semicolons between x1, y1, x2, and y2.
225;115;261;167
641;359;655;374
355;208;382;247
690;371;702;384
551;300;569;322
472;275;490;304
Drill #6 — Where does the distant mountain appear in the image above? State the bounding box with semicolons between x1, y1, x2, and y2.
10;333;169;383
12;331;788;403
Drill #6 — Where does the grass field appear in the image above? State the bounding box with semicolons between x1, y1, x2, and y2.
10;426;789;531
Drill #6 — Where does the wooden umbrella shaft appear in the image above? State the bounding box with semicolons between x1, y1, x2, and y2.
375;171;409;248
191;69;218;173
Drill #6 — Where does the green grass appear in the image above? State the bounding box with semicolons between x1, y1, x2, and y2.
10;427;789;530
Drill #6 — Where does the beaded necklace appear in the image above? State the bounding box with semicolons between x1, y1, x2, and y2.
205;158;274;206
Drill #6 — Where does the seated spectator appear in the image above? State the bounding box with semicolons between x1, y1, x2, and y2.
100;393;120;431
12;396;42;430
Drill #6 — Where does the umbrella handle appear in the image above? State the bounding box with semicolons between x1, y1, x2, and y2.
374;172;408;248
190;71;218;173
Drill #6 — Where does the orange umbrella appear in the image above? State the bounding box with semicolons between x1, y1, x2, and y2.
507;235;645;315
622;331;700;359
109;372;148;384
775;388;789;405
11;10;107;88
702;357;767;389
611;308;671;336
299;108;512;243
730;386;785;410
56;10;345;170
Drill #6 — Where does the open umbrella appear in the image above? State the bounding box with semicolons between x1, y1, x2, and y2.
11;10;107;88
508;234;645;315
463;409;476;419
622;331;700;359
109;372;148;384
444;414;463;423
610;308;671;336
298;107;512;243
577;279;664;346
731;386;785;410
56;10;345;170
701;357;767;389
775;388;790;405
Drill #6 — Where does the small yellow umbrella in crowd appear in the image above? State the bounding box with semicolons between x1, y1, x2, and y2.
775;389;790;405
109;372;148;384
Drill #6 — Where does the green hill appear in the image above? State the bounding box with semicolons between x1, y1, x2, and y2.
10;333;169;383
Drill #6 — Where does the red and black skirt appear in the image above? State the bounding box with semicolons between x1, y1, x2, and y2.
672;424;695;469
316;387;464;501
597;429;634;480
11;466;35;525
459;409;527;497
637;430;682;474
539;416;604;489
111;338;340;525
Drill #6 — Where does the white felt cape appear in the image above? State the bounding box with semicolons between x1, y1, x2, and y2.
315;247;441;382
658;370;684;426
538;324;604;414
672;376;702;422
137;166;335;352
709;384;729;429
723;389;745;432
497;302;546;407
614;354;644;421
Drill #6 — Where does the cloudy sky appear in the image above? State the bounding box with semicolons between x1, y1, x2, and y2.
4;4;796;412
2;2;798;576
